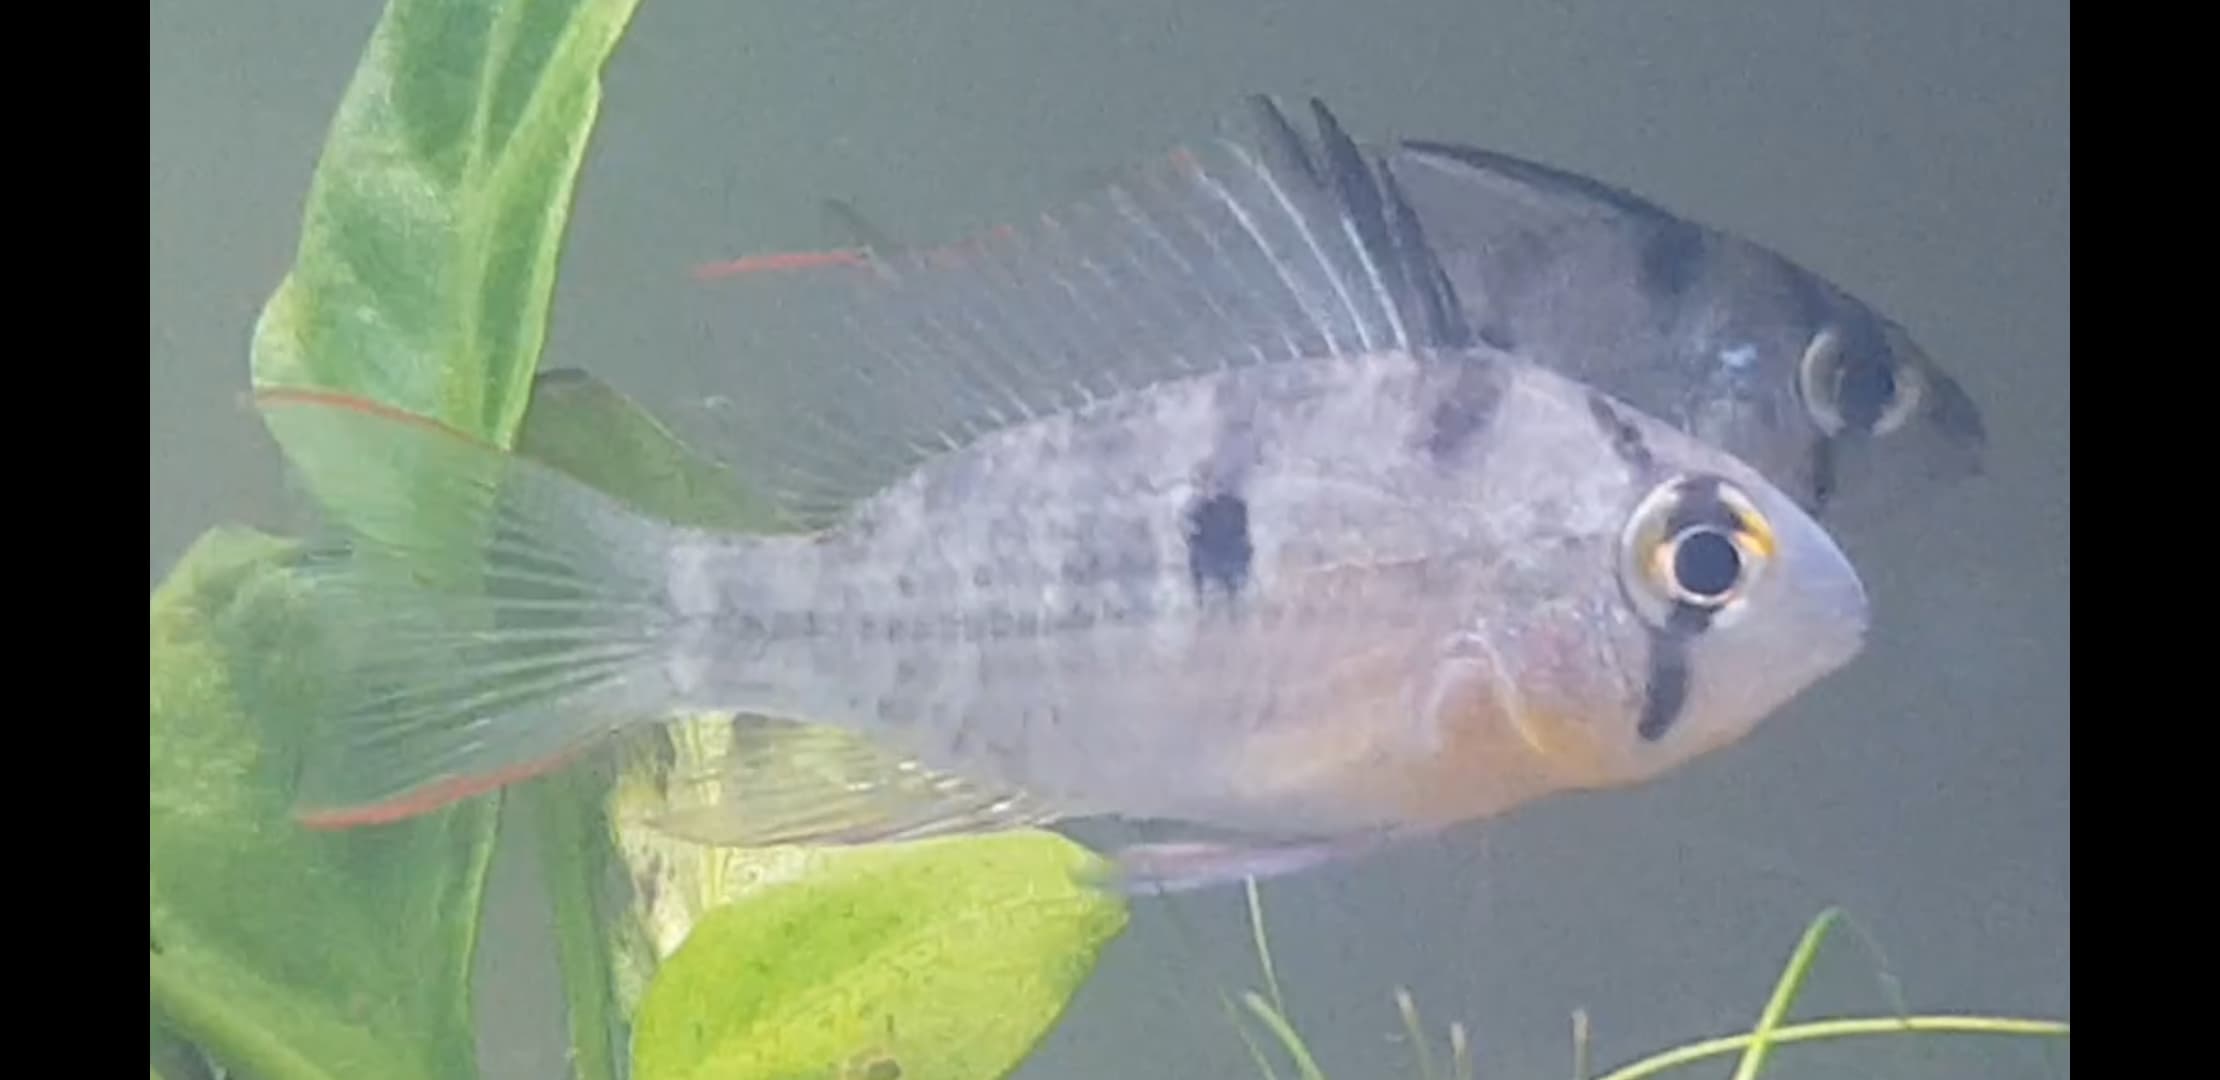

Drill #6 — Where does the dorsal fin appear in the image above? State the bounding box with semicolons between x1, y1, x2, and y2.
1263;96;1476;353
1394;138;1686;225
659;95;1474;531
1381;135;1711;293
819;196;903;256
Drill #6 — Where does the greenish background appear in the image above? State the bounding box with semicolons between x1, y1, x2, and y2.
150;2;2068;1077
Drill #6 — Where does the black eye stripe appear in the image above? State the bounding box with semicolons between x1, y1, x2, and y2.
1637;637;1689;742
1662;477;1745;537
1665;600;1715;635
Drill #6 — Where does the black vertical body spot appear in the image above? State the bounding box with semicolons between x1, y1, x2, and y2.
1185;492;1254;597
1637;218;1708;303
1586;391;1655;472
1423;362;1508;463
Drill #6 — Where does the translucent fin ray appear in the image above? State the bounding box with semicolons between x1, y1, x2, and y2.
661;95;1472;530
639;716;1066;847
254;390;691;826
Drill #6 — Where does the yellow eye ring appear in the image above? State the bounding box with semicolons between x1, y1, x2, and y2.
1619;476;1775;629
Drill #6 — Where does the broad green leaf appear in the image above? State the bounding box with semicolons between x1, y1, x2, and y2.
150;1017;219;1080
250;0;644;450
504;368;774;1080
156;3;644;1076
150;527;498;1080
628;831;1130;1080
518;368;772;530
520;764;629;1080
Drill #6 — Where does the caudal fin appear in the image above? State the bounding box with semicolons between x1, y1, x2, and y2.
256;390;691;827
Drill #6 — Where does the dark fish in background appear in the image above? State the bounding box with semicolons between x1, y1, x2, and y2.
1373;115;1984;527
718;96;1985;534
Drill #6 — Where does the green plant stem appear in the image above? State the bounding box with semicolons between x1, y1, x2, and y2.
1224;1002;1287;1080
1731;907;1840;1080
1571;1007;1591;1080
1245;877;1288;1018
1394;987;1439;1080
149;955;340;1080
529;775;624;1080
1239;993;1330;1080
1596;1015;2070;1080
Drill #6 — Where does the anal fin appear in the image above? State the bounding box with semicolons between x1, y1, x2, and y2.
637;715;1065;848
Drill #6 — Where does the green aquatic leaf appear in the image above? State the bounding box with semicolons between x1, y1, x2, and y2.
150;527;498;1080
518;368;772;530
628;831;1130;1080
250;0;644;450
149;1017;219;1080
158;1;644;1075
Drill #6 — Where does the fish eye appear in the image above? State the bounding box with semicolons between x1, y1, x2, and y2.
1798;326;1926;438
1667;527;1743;602
1618;475;1776;630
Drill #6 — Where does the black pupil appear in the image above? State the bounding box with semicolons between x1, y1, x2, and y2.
1835;355;1898;431
1672;529;1743;599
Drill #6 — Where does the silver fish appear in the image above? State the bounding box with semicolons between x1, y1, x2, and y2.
261;102;1869;892
740;96;1984;533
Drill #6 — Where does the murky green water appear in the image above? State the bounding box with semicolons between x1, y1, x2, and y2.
151;3;2067;1077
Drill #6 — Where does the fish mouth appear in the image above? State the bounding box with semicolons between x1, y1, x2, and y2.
1884;323;1988;479
1759;481;1873;671
1921;368;1989;476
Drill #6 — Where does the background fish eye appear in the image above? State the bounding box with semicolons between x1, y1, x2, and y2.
1798;325;1925;439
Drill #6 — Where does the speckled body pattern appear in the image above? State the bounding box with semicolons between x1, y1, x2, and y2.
664;346;1781;838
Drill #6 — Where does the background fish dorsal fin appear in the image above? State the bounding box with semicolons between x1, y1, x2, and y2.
818;196;903;257
655;95;1476;532
1384;137;1697;250
639;716;1065;848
